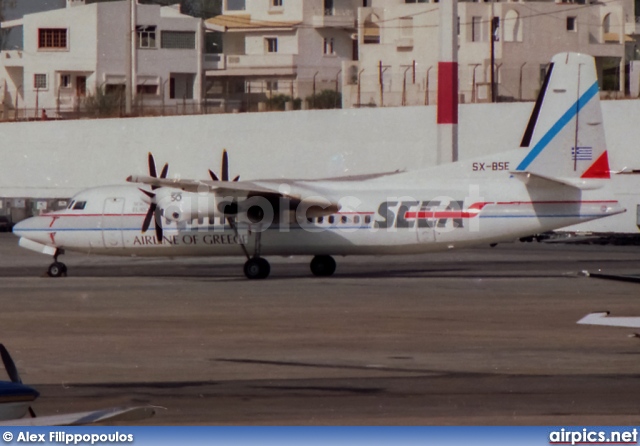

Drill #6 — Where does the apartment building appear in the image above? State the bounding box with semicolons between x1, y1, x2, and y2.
0;0;204;118
205;0;366;110
342;0;636;108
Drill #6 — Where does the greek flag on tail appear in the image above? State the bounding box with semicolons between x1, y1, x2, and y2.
516;52;610;181
572;146;593;162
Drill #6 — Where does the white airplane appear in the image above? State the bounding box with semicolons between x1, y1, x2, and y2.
13;52;625;279
0;344;155;426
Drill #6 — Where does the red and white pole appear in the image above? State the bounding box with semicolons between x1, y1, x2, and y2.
437;0;459;164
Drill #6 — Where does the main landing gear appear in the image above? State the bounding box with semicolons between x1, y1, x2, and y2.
310;255;336;277
47;249;67;278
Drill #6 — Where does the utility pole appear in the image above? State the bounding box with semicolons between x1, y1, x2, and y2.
125;0;133;115
131;0;137;113
490;0;498;103
436;0;458;164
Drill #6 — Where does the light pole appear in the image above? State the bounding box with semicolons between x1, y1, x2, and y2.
402;66;411;106
518;62;526;101
425;66;433;106
357;68;364;107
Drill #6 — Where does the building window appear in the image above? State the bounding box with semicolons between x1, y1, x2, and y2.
226;0;245;11
363;14;380;44
137;84;158;95
323;37;335;54
566;16;577;32
38;28;67;49
265;37;278;53
266;80;278;91
273;0;283;6
405;0;428;2
60;74;71;88
161;31;196;49
34;74;47;89
137;26;157;48
472;16;482;42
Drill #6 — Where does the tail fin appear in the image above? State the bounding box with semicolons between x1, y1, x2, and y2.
515;52;610;181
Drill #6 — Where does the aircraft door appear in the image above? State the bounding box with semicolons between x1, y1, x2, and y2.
416;222;436;243
102;197;125;248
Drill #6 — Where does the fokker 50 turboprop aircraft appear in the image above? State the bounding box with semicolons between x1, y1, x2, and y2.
13;53;625;279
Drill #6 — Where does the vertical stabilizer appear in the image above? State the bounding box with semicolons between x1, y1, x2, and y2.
515;53;609;180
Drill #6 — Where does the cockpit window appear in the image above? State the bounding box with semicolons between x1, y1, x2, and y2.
67;200;75;210
72;201;87;210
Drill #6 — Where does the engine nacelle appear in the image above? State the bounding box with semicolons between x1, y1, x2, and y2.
153;190;276;225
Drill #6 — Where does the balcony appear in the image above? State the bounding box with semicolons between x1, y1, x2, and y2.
312;9;355;28
0;50;24;67
203;53;225;70
208;54;298;76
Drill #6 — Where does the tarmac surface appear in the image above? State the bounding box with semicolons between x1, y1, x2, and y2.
1;233;640;425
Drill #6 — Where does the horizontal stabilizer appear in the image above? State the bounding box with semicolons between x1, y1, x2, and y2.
510;171;605;190
0;406;157;426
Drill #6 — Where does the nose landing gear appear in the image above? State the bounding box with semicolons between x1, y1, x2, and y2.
47;249;67;278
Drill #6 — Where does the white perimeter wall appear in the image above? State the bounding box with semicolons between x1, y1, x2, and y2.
1;100;639;232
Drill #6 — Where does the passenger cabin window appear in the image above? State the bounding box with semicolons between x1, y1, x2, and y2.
354;215;360;224
341;216;348;224
72;201;86;210
328;216;335;224
318;217;324;224
364;215;371;224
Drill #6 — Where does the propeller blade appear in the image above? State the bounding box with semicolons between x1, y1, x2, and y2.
160;163;169;179
233;175;240;182
0;344;22;384
209;169;219;182
139;188;155;199
154;207;163;243
148;153;157;178
141;203;156;233
221;150;229;182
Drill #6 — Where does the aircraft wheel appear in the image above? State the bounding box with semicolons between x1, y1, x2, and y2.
244;257;270;280
48;262;67;278
310;255;336;277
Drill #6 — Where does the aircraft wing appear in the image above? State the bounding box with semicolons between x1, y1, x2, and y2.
126;175;341;215
0;406;156;426
577;312;640;328
127;175;281;196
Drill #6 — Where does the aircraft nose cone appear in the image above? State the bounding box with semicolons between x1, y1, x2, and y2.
12;219;27;237
12;216;45;239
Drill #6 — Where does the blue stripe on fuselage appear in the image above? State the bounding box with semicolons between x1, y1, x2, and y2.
515;81;599;171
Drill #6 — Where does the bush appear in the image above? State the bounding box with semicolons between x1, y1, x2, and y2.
305;89;342;109
84;86;122;117
266;94;301;111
